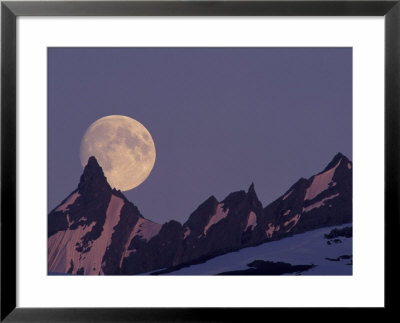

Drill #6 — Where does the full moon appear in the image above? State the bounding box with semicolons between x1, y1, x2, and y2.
80;115;156;191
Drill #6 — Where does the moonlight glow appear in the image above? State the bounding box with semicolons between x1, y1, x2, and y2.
80;115;156;191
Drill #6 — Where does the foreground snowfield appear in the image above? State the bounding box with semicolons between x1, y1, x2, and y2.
156;224;352;275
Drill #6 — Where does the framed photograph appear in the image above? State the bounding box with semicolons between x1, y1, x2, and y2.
1;0;399;321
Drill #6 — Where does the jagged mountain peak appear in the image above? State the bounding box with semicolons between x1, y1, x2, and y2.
195;195;219;212
184;195;219;229
289;177;308;190
85;155;102;171
247;182;259;199
78;156;111;195
222;190;247;207
246;182;263;209
111;188;128;201
248;182;256;195
322;152;351;172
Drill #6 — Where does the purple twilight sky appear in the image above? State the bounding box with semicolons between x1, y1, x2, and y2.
48;47;352;224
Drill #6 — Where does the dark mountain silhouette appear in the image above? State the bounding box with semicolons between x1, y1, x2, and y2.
48;153;352;275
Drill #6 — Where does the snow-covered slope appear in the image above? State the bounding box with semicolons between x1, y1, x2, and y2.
154;224;352;275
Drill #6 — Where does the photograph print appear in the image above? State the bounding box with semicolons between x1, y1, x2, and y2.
48;47;352;276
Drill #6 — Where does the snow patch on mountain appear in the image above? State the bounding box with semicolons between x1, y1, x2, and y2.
120;219;144;266
138;219;162;242
120;217;162;266
56;191;80;212
48;221;96;274
284;214;301;232
266;223;279;238
105;195;125;242
304;159;341;201
183;227;191;239
49;194;124;275
303;193;340;213
245;211;257;231
88;194;124;274
204;203;229;235
282;190;293;200
283;209;291;216
119;218;162;267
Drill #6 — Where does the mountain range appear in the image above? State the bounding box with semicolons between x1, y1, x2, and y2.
48;152;352;275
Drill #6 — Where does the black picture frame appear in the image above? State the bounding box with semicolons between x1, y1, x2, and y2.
1;0;399;321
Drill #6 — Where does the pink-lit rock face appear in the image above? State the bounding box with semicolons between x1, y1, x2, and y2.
203;203;229;235
138;219;162;242
302;193;340;213
48;221;96;274
48;194;124;275
55;191;80;212
282;189;293;201
127;217;162;243
244;211;257;231
283;209;291;216
265;223;279;238
348;163;352;169
304;159;342;201
120;218;146;267
97;195;125;273
183;227;191;239
119;218;162;267
284;214;301;232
